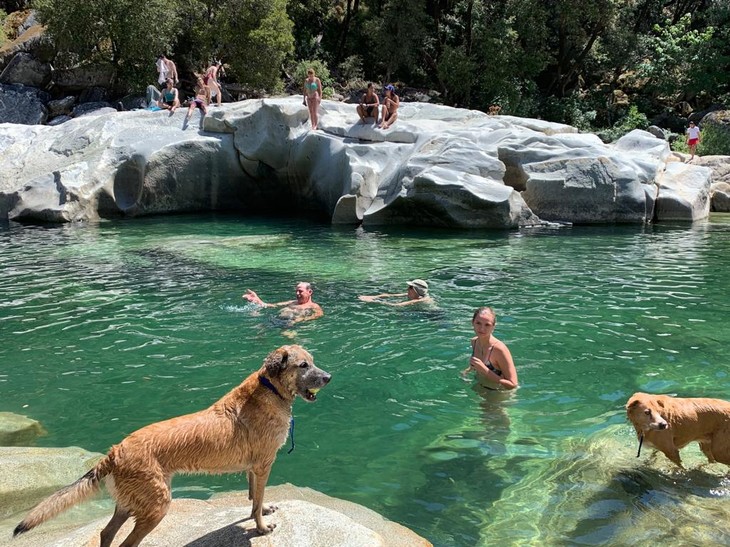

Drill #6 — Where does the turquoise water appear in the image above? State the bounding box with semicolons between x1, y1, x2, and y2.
2;214;730;545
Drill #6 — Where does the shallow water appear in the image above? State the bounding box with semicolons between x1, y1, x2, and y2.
2;214;730;545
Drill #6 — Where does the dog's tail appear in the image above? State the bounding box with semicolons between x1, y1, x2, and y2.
13;453;115;537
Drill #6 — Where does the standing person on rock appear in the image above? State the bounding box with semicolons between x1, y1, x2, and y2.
686;121;701;162
204;61;224;107
156;54;178;89
303;68;323;130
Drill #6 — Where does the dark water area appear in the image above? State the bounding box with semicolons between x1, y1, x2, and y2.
2;214;730;545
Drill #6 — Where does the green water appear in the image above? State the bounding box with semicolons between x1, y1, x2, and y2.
2;214;730;546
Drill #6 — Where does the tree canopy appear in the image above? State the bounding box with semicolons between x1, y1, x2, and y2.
19;0;729;133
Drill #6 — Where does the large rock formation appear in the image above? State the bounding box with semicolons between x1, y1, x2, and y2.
0;99;716;227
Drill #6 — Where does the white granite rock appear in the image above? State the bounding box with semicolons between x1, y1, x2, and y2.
0;413;46;447
655;162;712;221
0;98;717;226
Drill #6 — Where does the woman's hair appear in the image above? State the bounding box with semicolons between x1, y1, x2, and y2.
307;68;315;76
472;306;496;322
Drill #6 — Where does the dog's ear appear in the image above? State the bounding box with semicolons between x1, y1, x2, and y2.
264;347;289;377
626;399;640;410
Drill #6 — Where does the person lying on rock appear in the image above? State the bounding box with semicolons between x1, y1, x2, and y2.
243;282;324;324
358;279;433;306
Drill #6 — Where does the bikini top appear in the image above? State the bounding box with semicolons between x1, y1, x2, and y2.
472;340;502;377
306;80;318;90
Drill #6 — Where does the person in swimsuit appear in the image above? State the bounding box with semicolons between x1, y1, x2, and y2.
303;68;323;130
157;78;180;113
204;61;223;107
243;282;324;324
358;279;433;307
184;76;209;126
461;306;518;390
379;84;399;130
357;83;380;124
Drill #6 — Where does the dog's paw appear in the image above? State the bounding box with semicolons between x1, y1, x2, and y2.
256;523;276;535
262;504;278;516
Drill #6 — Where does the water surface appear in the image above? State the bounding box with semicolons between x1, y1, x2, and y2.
2;214;730;545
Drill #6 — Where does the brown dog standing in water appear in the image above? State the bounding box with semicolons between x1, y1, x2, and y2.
14;345;331;546
626;392;730;468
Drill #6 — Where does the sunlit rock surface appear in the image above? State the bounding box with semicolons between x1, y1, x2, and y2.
0;99;716;227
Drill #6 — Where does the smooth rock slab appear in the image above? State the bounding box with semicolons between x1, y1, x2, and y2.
6;485;431;547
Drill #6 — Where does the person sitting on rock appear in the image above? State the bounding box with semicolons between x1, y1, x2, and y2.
157;78;180;113
357;83;380;124
184;76;209;127
379;84;400;130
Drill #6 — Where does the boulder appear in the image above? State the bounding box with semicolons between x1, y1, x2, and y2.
0;82;49;124
72;102;114;117
710;181;730;212
47;114;72;126
646;125;665;140
0;24;54;70
78;86;108;104
0;52;52;87
655;162;712;221
4;485;431;547
0;98;715;227
0;446;103;520
53;64;115;91
0;412;45;446
47;95;75;117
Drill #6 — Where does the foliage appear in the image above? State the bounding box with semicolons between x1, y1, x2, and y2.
698;125;730;156
0;9;7;47
292;59;333;89
597;105;650;143
542;94;597;131
34;0;181;91
638;14;716;101
337;55;364;82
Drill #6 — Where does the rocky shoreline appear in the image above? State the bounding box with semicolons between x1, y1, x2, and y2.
1;97;727;228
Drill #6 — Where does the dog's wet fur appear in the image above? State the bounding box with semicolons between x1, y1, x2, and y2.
14;345;331;546
626;392;730;468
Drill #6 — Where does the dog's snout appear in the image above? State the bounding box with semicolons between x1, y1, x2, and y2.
658;422;668;430
322;373;331;384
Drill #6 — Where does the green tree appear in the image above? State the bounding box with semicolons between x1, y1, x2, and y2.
34;0;181;91
179;0;294;91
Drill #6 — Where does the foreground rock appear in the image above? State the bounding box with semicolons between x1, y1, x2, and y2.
0;99;716;227
0;446;102;520
5;485;430;547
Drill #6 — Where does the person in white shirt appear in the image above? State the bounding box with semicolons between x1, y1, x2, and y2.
686;121;701;162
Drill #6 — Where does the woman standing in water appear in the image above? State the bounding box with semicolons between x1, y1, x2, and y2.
303;68;322;130
462;307;518;390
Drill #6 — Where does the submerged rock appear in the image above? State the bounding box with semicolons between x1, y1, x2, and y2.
0;412;45;446
0;99;716;227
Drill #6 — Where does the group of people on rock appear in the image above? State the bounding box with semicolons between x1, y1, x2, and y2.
303;68;400;131
150;54;223;123
242;280;519;393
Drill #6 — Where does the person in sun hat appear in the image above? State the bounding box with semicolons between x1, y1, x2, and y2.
358;279;433;306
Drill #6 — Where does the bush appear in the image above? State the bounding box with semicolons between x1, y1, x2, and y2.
698;124;730;156
292;59;333;89
597;104;649;142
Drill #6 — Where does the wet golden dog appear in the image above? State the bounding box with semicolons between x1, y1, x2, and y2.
14;345;331;546
626;392;730;468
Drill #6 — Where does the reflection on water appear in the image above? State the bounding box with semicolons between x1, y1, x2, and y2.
1;214;730;545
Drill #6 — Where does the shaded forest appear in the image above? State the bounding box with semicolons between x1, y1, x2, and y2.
1;0;728;142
